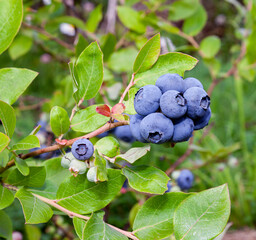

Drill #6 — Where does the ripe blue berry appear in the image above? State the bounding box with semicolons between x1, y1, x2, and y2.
129;114;147;142
134;85;162;116
172;117;194;142
71;139;94;160
183;77;203;91
177;169;194;190
97;131;109;138
194;108;211;130
160;90;187;119
155;73;184;93
165;181;172;193
114;125;135;143
184;87;210;119
140;113;174;144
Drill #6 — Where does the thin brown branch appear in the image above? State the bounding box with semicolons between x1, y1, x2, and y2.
0;121;128;173
23;22;75;51
119;73;135;103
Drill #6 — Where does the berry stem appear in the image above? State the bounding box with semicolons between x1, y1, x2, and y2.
119;73;135;103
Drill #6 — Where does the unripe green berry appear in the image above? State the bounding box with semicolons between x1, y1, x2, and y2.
69;159;87;176
95;136;120;158
87;166;97;182
61;152;77;169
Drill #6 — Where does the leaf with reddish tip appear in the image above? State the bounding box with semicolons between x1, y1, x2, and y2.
112;114;125;122
111;103;125;115
96;105;111;117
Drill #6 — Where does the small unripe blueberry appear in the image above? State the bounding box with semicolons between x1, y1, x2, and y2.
155;73;184;93
87;166;97;182
69;159;87;175
61;152;76;169
134;85;162;116
160;90;187;119
71;139;94;160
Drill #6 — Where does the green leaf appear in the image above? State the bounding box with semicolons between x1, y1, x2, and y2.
74;42;103;101
0;0;23;55
95;136;120;158
182;5;207;36
0;68;38;105
133;192;191;240
0;185;14;210
15;188;53;224
117;6;146;33
85;4;103;33
133;33;161;74
9;34;33;60
0;210;12;239
108;47;138;73
73;217;87;240
200;36;221;59
0;100;16;138
174;184;231;240
29;157;70;199
122;165;169;194
83;213;128;240
50;106;70;136
56;169;125;214
7;166;46;187
116;145;150;164
11;135;40;150
101;33;117;61
25;225;42;240
71;105;109;133
0;149;9;167
169;0;200;21
0;132;10;153
75;34;89;58
15;157;30;176
94;150;108;182
123;87;138;115
134;53;198;88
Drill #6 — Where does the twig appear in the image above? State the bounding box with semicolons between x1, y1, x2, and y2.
2;184;138;240
23;22;75;52
119;73;135;103
0;121;129;173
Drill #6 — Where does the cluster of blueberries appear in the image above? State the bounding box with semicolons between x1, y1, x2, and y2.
166;169;194;192
61;138;98;182
129;73;211;144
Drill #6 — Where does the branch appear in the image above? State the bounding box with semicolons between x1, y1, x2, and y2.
23;22;75;52
0;121;129;173
119;73;135;103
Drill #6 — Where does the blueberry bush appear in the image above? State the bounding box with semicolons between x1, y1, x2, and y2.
0;0;255;239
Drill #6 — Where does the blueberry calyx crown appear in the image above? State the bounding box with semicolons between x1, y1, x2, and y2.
75;143;88;156
175;93;186;106
200;96;210;110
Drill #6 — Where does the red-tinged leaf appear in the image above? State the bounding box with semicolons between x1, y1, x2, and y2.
56;139;68;145
111;103;125;115
112;114;125;122
96;105;111;117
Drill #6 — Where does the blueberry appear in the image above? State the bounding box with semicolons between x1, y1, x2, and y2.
184;87;210;119
129;114;147;142
172;117;194;142
114;125;135;143
160;90;187;119
183;77;203;91
177;169;194;190
87;166;97;182
155;73;184;93
193;108;211;130
61;152;76;169
71;139;94;160
69;159;87;175
140;113;174;144
36;120;48;131
134;85;162;116
165;181;172;193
